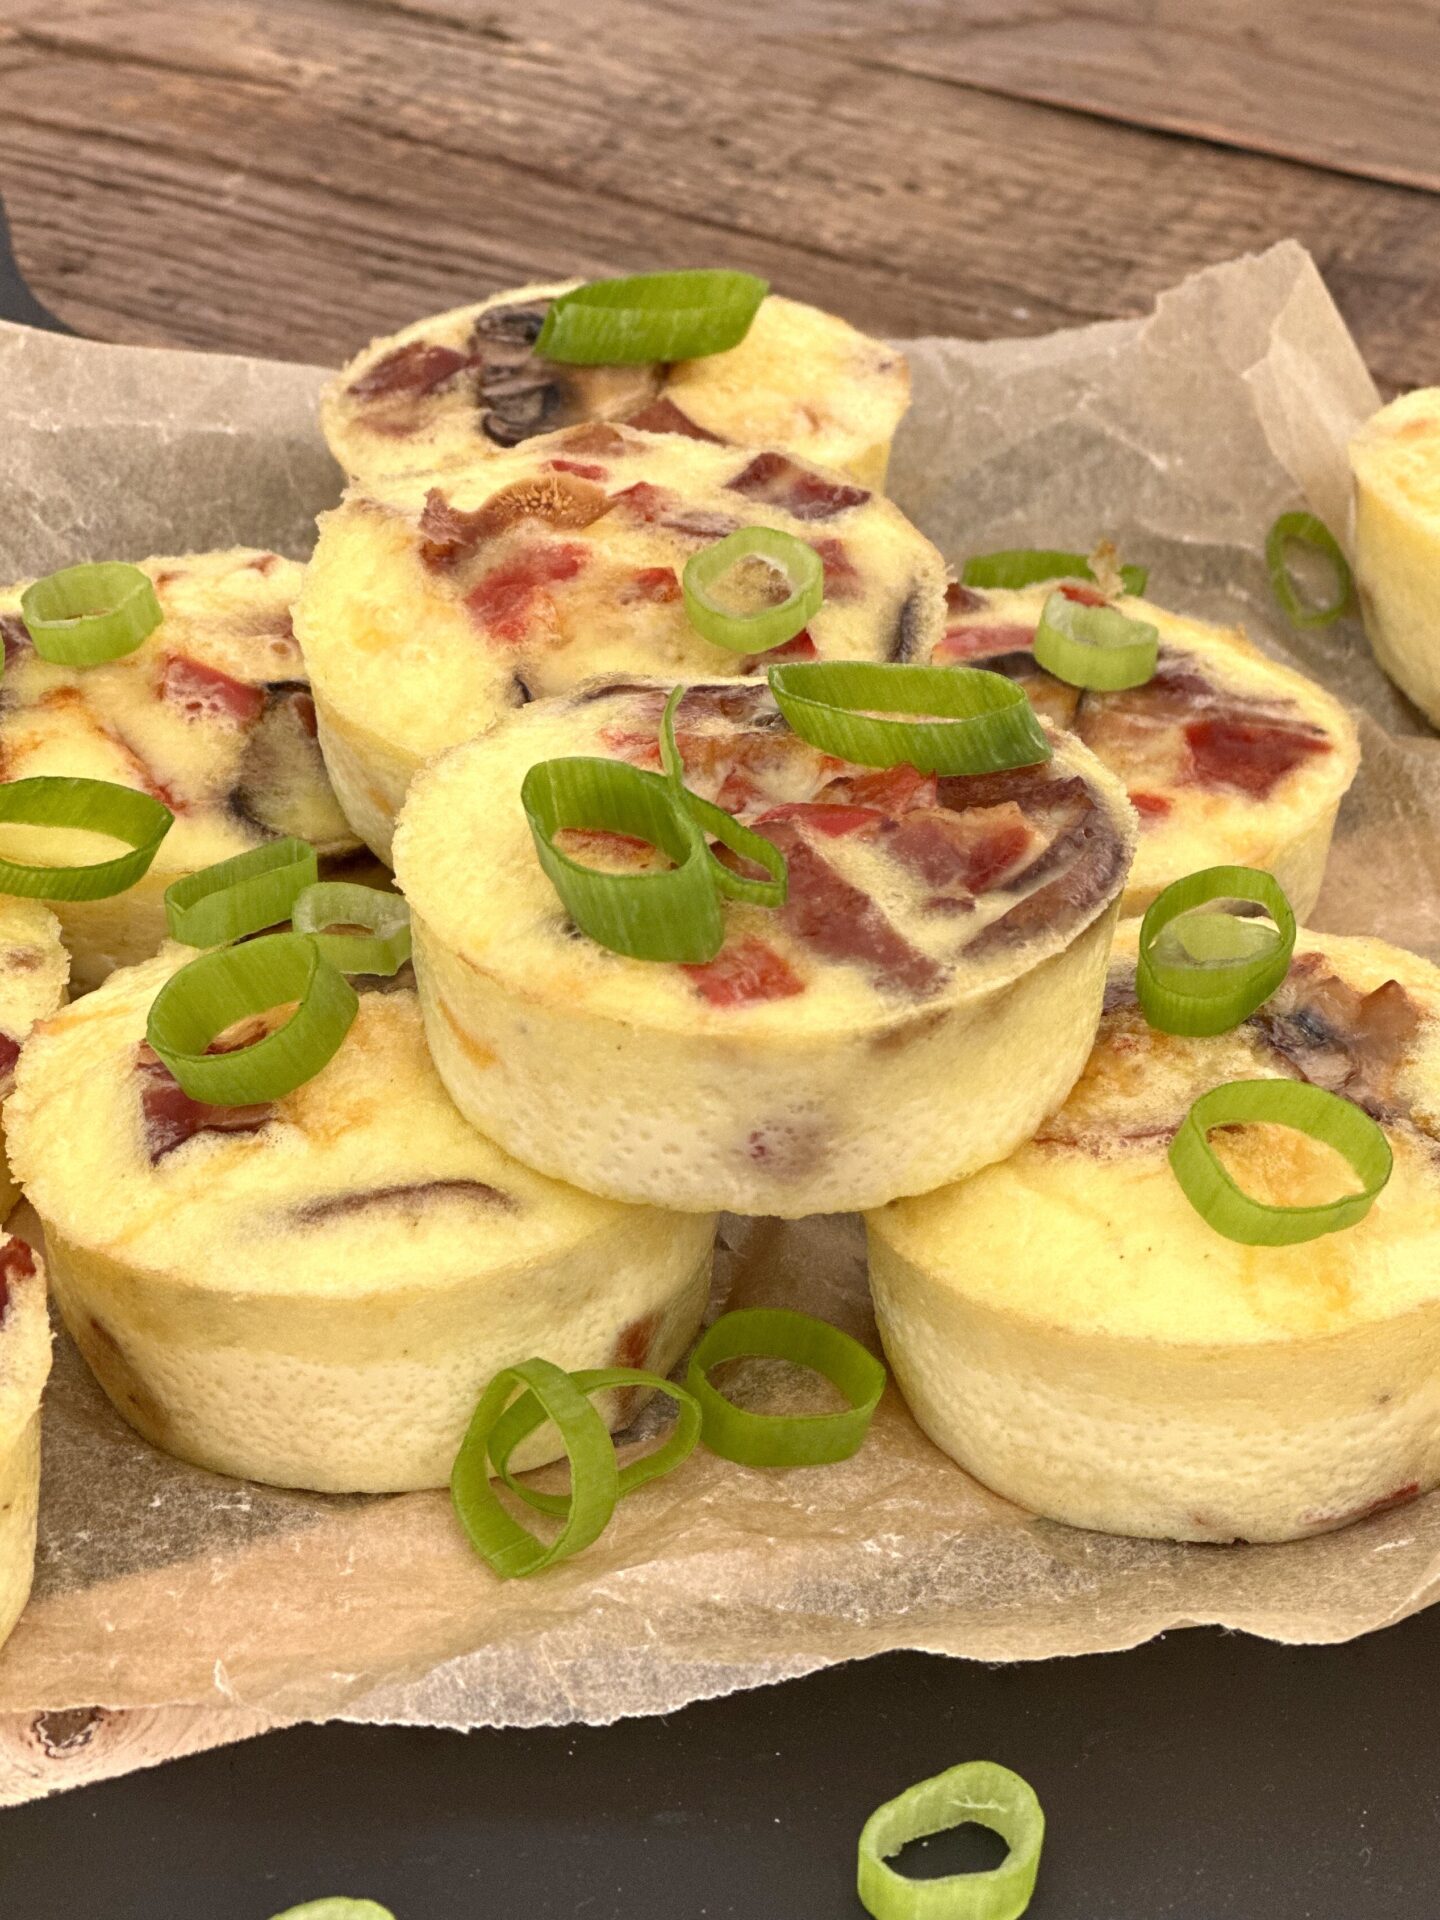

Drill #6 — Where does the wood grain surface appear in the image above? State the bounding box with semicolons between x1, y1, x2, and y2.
0;0;1438;392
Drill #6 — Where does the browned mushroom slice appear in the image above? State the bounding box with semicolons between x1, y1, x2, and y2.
472;299;663;447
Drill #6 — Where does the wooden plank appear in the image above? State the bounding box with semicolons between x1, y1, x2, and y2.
862;1;1440;196
0;1702;282;1806
0;0;1437;392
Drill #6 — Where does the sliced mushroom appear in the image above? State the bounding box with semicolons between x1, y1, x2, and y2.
471;299;664;446
231;685;353;851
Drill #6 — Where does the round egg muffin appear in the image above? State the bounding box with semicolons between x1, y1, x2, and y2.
321;280;910;491
0;896;68;1220
1350;388;1440;726
930;580;1359;918
0;1233;49;1657
6;952;715;1493
393;677;1137;1217
867;923;1440;1543
296;425;949;860
0;551;357;988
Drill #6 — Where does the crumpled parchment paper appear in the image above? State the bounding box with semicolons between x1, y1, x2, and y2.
2;241;1438;1800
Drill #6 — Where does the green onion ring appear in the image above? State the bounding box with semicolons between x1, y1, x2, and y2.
661;686;787;908
523;755;724;962
1137;866;1296;1036
536;269;768;366
961;548;1147;597
857;1761;1045;1920
768;661;1051;776
1266;511;1354;628
268;1903;396;1920
1033;590;1159;691
682;526;824;655
487;1366;702;1516
1169;1079;1392;1246
146;930;358;1104
686;1308;886;1468
450;1358;619;1579
19;561;163;666
293;880;412;976
165;838;318;947
0;776;172;900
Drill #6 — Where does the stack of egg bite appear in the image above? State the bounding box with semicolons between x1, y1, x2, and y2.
2;268;1438;1658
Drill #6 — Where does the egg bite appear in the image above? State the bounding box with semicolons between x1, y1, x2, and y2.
321;280;910;492
394;677;1137;1217
0;551;358;989
295;425;949;861
0;896;68;1220
929;580;1359;918
0;1233;49;1656
867;924;1440;1543
5;952;714;1494
1350;388;1440;726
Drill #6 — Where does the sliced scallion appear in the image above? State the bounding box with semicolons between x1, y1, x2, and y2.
961;548;1147;597
293;881;412;976
523;755;723;962
857;1761;1045;1920
19;561;163;666
1266;511;1354;628
686;1308;886;1468
768;661;1050;776
536;270;768;365
1136;866;1296;1036
487;1366;701;1516
0;776;172;900
165;838;317;947
1169;1079;1392;1245
682;526;823;655
146;930;357;1104
661;686;787;908
450;1358;619;1579
1033;590;1158;691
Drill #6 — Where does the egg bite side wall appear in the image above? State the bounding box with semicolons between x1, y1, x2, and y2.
0;1237;51;1654
1351;387;1440;726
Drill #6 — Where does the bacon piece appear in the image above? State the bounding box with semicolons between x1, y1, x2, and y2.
0;614;32;670
294;1179;516;1224
727;452;870;522
739;629;817;675
465;542;589;642
625;396;724;442
244;552;282;576
1251;966;1421;1120
608;480;672;523
818;764;938;815
598;725;664;769
938;768;1089;819
160;654;266;729
1129;789;1172;818
553;827;670;874
557;423;629;459
622;566;683;606
683;934;805;1007
0;1030;20;1095
754;801;880;838
1184;716;1331;798
547;458;609;481
349;340;473;402
881;804;1033;896
944;583;987;616
1058;582;1107;607
135;1043;276;1163
0;1235;35;1322
764;820;943;995
809;536;862;601
933;623;1038;665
